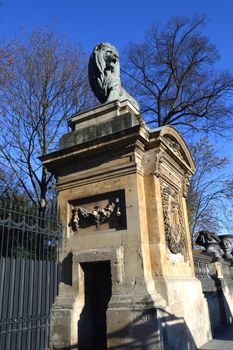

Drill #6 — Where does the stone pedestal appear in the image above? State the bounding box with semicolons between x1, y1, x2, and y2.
42;100;211;349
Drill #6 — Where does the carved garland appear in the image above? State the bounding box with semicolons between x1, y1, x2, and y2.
161;184;185;255
70;199;121;232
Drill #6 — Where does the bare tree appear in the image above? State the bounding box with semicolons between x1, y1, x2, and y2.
0;27;94;211
0;166;27;200
186;137;233;241
123;16;233;135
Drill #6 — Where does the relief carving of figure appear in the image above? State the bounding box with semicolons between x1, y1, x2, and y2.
218;235;233;259
88;43;139;110
221;238;232;258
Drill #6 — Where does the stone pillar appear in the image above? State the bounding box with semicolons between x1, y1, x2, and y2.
41;100;212;349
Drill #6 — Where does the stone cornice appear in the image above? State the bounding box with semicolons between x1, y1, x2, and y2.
40;125;148;175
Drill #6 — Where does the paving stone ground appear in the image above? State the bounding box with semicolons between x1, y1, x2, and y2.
199;325;233;350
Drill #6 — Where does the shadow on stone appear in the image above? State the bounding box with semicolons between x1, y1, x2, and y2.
78;261;112;350
213;324;233;341
60;252;73;286
55;306;198;350
204;290;233;336
106;307;197;350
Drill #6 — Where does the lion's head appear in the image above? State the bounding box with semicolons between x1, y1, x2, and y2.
88;43;121;103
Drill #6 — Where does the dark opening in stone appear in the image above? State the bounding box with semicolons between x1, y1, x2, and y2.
78;261;112;350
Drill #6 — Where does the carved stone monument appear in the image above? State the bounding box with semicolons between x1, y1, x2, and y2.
196;231;233;260
220;235;233;259
41;43;212;350
88;42;139;110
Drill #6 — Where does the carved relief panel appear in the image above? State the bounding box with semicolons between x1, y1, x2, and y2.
69;190;126;233
160;181;185;255
163;136;187;163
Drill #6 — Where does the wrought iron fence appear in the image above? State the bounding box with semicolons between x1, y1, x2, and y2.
0;199;63;350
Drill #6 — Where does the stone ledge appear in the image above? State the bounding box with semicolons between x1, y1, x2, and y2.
59;112;142;149
69;99;141;130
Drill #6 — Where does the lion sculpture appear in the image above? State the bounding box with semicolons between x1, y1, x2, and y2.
88;43;140;110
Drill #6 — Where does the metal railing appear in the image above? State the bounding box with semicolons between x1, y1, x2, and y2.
0;199;63;350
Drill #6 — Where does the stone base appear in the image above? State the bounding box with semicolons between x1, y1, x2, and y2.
105;277;211;350
49;288;81;349
107;307;161;350
154;277;212;349
49;282;166;349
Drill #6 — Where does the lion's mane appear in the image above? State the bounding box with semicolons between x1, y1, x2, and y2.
88;43;121;103
89;43;140;110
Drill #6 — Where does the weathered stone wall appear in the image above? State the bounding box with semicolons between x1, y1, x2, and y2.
41;100;212;350
193;252;233;333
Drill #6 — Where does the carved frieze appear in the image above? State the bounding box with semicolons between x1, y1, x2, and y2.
161;181;185;255
69;190;126;232
71;199;121;231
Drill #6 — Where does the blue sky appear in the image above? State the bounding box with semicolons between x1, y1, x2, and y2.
1;0;233;72
1;0;233;151
1;0;233;230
